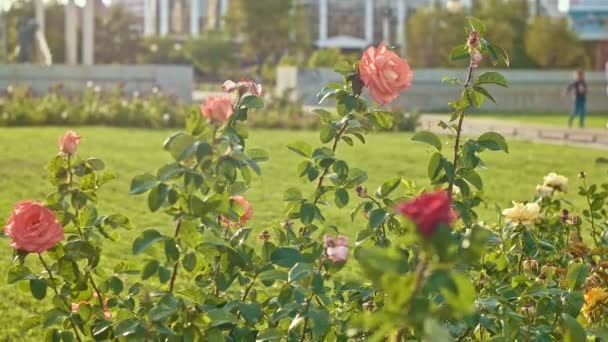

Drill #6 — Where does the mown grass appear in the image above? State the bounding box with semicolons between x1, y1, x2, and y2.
0;126;606;339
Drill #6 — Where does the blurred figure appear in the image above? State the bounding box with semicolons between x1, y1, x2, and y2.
565;69;587;128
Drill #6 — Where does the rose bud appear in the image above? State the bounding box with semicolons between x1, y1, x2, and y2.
356;185;368;198
259;230;270;241
59;130;81;155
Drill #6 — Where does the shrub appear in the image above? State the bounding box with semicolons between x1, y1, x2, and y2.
4;18;608;340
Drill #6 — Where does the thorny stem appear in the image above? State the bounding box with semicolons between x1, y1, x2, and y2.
313;119;351;204
396;259;429;337
447;65;475;198
168;219;183;293
299;256;326;342
67;154;73;187
582;178;599;246
38;254;83;342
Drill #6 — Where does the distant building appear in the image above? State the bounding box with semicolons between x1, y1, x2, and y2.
561;0;608;69
113;0;225;36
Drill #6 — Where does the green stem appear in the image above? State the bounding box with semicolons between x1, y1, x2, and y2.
447;65;475;198
583;178;599;246
38;254;83;342
298;256;325;342
313;119;350;204
168;219;183;293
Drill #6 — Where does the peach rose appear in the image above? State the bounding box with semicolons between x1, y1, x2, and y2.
200;96;233;123
4;201;64;253
359;42;413;106
59;130;81;155
220;196;253;227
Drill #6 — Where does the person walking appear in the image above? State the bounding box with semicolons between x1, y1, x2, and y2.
565;69;588;128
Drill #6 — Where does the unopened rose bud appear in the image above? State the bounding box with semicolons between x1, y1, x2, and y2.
522;259;539;274
362;299;376;311
578;171;586;180
259;230;270;241
467;31;479;50
521;304;536;318
280;220;293;230
356;185;368;198
571;215;579;225
561;209;569;223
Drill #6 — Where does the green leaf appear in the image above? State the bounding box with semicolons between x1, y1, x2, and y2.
283;187;304;202
476;72;508;88
207;309;238;327
370;111;394;129
148;183;169;212
309;308;330;340
461;169;483;190
129;173;158;195
257;269;288;282
368;208;389;229
241;95;264;109
164;238;180;263
141;260;159;280
377;177;401;198
287;141;312;158
449;44;470;61
288;262;313;283
182;253;196;272
247;148;269;162
333;160;349;177
114;319;140;337
42;308;68;328
157;162;184;181
238;302;263;325
256;328;284;341
317;86;342;104
132;229;166;255
567;263;588;290
320;125;336;144
462;140;480;169
163;132;195;161
412;131;442;151
29;278;47;300
7;265;35;284
86;158;105;171
300;202;317;225
334;188;349;208
562;313;587;342
473;85;496;103
478;132;509;153
270;248;304;268
107;275;124;294
467;16;486;35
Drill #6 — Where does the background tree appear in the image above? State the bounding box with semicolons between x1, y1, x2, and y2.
184;31;239;81
226;0;296;75
94;4;141;64
525;16;584;68
407;6;467;67
473;0;536;68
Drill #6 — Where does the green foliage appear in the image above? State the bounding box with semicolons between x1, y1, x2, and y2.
525;16;585;68
184;31;239;79
5;17;608;342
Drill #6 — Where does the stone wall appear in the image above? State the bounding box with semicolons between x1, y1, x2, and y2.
277;67;608;113
0;64;193;101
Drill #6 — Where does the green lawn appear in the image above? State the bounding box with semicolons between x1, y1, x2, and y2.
472;112;608;129
0;126;606;339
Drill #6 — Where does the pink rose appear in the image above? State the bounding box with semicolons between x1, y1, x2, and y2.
324;234;349;263
395;190;457;238
59;130;81;155
200;96;233;123
220;195;253;227
223;77;263;97
359;42;413;106
4;201;64;253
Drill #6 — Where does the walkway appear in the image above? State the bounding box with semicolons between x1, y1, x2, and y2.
420;114;608;149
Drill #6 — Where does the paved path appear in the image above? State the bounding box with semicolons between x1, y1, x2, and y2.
420;114;608;149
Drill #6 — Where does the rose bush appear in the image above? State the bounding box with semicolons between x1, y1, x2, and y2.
3;18;608;341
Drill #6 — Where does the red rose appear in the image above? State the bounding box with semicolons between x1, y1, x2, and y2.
395;190;456;238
